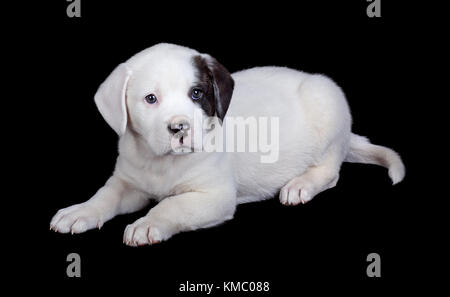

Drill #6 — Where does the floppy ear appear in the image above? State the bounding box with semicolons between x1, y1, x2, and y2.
203;55;234;121
94;63;132;136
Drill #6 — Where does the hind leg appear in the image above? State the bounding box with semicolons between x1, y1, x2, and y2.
279;147;342;206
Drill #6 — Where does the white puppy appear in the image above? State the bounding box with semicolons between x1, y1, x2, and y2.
50;43;405;246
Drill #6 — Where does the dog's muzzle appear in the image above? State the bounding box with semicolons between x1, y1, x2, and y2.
168;116;192;147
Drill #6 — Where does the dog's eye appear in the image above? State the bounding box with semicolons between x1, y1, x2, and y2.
191;88;204;100
144;94;158;104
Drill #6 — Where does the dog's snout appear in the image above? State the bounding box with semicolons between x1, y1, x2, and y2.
168;117;191;135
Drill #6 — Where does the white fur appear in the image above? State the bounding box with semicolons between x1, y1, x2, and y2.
50;43;405;245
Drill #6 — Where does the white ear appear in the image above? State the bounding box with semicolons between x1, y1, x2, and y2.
94;63;132;136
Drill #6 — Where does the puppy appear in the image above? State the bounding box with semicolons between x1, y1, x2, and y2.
50;43;405;246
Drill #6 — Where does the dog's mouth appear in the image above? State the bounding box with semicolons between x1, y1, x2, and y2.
170;133;194;154
170;145;193;155
167;126;209;155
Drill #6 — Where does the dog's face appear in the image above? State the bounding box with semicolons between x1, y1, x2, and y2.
94;43;234;155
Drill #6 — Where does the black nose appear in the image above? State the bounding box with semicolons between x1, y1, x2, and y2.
168;121;190;135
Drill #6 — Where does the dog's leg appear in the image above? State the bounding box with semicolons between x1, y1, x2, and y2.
123;190;236;246
50;175;149;234
279;147;342;206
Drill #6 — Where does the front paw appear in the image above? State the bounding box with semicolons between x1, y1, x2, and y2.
50;203;103;234
123;217;170;247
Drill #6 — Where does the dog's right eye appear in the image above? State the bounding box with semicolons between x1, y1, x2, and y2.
144;94;158;104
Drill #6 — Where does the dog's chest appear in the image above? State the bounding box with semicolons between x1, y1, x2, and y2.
118;154;189;200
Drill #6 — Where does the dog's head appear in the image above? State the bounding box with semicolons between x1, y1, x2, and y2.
94;43;234;155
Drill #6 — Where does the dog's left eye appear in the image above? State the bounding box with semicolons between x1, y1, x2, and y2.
191;88;204;100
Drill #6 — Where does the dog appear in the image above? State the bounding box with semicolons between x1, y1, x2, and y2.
50;43;405;246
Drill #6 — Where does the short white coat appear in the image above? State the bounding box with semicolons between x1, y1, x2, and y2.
50;43;405;246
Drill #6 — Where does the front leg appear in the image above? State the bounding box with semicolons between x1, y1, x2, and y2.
123;190;236;246
50;175;148;234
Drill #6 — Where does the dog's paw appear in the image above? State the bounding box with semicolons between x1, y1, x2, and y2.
123;217;168;247
50;203;103;234
279;178;314;206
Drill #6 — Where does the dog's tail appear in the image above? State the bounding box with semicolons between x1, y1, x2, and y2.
344;133;405;185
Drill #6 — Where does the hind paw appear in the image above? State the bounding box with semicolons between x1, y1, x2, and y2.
279;178;314;206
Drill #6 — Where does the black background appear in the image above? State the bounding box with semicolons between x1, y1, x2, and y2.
8;0;440;294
